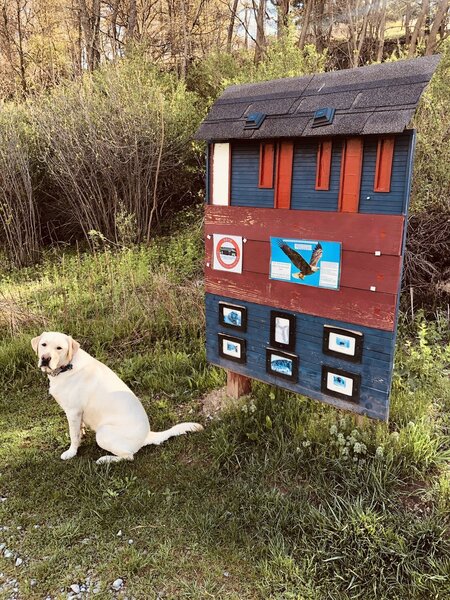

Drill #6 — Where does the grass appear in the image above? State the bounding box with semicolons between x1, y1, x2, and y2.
0;213;449;599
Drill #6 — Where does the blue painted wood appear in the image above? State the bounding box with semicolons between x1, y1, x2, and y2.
291;139;342;211
206;293;396;420
359;131;413;215
230;142;274;207
225;132;413;215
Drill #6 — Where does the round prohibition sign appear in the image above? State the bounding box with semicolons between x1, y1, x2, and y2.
216;237;241;270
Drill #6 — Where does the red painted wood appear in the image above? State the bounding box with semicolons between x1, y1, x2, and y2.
258;143;275;188
205;206;405;256
275;142;294;208
339;138;363;213
205;239;402;295
374;137;394;192
315;140;332;191
227;371;252;398
205;271;396;331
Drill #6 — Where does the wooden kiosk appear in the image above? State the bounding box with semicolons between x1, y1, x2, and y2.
195;56;439;421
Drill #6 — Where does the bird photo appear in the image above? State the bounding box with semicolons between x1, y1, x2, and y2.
270;237;341;290
277;240;323;279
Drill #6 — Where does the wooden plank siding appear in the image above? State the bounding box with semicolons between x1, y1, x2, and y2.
338;138;364;213
274;142;294;208
205;206;405;255
205;206;405;331
359;131;412;214
206;240;401;295
206;293;395;420
224;132;413;215
291;139;342;210
231;143;274;207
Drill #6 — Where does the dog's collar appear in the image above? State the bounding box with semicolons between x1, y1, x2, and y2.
49;363;73;377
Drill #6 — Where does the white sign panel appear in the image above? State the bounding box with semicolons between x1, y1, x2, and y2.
213;234;243;274
211;143;230;206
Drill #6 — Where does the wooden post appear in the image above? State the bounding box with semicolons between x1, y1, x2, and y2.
227;370;252;399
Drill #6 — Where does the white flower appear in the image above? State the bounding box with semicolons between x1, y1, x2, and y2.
375;446;384;458
330;425;337;435
302;440;311;448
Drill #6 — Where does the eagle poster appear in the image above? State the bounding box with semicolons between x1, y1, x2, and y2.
270;238;342;290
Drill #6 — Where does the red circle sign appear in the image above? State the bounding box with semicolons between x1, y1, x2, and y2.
216;237;240;269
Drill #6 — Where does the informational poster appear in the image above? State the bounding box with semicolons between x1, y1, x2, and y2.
213;234;243;274
270;237;341;290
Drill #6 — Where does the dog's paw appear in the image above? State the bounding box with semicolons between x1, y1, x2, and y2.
60;448;77;460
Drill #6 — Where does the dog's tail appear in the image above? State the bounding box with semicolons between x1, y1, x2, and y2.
144;422;203;446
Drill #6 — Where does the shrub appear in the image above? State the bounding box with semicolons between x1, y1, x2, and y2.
0;105;40;267
31;56;203;246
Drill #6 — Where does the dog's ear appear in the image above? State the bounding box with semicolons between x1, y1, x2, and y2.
31;335;41;354
67;336;80;362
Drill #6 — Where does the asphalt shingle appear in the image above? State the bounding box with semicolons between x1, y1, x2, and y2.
194;55;440;141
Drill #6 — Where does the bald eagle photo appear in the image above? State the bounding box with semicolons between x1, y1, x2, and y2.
277;241;323;279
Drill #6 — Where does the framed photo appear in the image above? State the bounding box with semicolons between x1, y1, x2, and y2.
219;302;247;332
270;311;296;351
218;333;246;364
322;325;363;363
266;348;298;382
321;366;361;403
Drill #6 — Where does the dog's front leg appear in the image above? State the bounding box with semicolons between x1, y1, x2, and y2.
61;410;83;460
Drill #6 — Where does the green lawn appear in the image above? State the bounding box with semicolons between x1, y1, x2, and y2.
0;222;449;599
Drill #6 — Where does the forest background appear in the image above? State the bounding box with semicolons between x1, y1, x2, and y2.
0;1;449;306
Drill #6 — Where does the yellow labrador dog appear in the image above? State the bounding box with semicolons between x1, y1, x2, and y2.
31;332;203;464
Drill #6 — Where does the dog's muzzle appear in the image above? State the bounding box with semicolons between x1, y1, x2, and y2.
40;356;51;368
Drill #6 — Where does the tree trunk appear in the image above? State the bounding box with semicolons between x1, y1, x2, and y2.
253;0;266;64
179;0;189;78
128;0;137;40
376;0;387;62
299;0;313;50
227;0;239;52
78;0;101;71
404;1;413;44
276;0;290;39
16;0;27;96
425;0;449;55
408;0;430;58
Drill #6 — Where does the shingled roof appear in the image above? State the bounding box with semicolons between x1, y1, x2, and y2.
194;55;440;141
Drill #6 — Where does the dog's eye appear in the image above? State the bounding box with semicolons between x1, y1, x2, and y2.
41;343;47;347
57;347;62;350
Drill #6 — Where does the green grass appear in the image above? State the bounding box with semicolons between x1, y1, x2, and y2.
1;218;449;599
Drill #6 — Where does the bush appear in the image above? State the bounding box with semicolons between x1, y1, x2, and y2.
412;40;450;212
0;105;40;267
31;56;203;246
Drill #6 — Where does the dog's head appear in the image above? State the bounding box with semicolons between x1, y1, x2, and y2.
31;332;80;374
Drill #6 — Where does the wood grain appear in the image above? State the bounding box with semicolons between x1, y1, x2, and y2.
205;206;405;255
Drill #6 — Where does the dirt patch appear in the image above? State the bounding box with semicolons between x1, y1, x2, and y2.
397;479;434;517
201;386;249;420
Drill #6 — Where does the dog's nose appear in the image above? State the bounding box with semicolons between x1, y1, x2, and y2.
40;355;50;366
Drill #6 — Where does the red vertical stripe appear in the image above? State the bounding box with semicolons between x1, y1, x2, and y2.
374;137;394;192
258;143;275;188
338;138;363;213
275;142;293;209
315;140;332;190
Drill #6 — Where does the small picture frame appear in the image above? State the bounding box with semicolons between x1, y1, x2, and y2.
266;348;298;382
218;333;246;363
322;325;363;363
321;366;361;403
219;302;247;332
270;311;296;351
